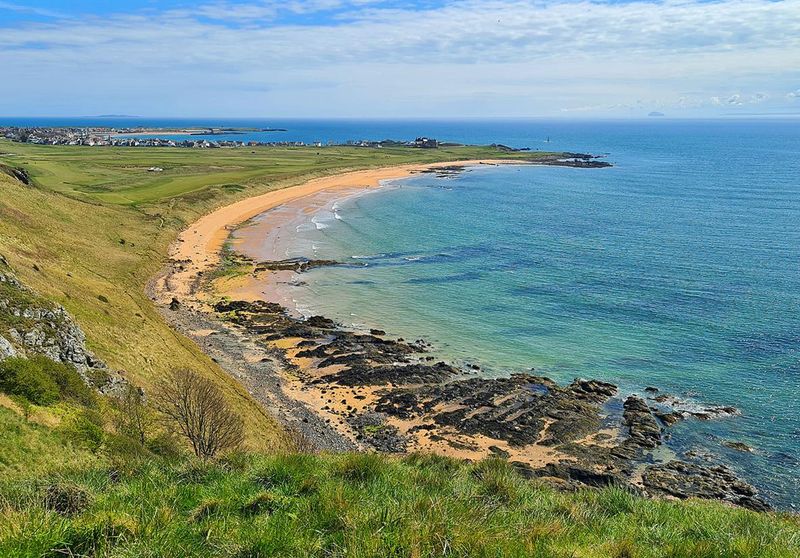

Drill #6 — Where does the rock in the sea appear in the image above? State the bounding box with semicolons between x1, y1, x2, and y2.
623;395;661;448
642;461;770;512
653;409;684;426
723;441;753;453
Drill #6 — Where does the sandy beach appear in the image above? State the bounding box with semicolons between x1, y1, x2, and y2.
155;159;523;307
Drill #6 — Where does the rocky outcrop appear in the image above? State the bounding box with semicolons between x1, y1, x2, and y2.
642;461;770;512
375;375;617;448
622;395;662;448
254;258;341;273
208;297;769;511
0;269;125;395
0;164;31;185
0;334;16;359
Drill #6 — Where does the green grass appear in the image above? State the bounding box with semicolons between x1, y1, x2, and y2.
0;406;104;479
1;451;798;557
0;142;537;205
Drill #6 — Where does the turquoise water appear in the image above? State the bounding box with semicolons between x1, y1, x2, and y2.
277;121;800;508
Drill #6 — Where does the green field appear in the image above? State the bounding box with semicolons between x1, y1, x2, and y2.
1;141;799;556
1;142;536;205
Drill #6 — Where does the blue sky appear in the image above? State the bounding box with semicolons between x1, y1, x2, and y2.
1;0;799;118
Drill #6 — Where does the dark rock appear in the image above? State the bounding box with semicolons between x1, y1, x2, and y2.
723;441;753;453
488;445;510;459
623;396;661;448
653;410;684;426
255;258;340;273
642;461;769;511
169;297;181;311
528;463;624;488
369;329;386;336
326;361;457;386
349;412;407;453
305;315;336;329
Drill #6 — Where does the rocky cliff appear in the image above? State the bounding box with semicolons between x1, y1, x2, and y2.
0;267;125;394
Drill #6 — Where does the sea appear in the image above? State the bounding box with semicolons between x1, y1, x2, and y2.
5;117;799;508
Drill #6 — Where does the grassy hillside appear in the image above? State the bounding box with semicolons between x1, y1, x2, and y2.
0;140;535;450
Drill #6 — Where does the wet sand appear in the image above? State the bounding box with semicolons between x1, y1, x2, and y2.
154;160;523;307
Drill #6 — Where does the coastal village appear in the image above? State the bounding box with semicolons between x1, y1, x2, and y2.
0;126;443;150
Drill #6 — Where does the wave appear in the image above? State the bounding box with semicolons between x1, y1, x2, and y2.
311;214;331;230
351;253;386;260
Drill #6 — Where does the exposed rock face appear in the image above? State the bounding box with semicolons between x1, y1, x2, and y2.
4;306;105;373
0;269;124;394
0;334;16;359
642;461;770;512
0;164;31;185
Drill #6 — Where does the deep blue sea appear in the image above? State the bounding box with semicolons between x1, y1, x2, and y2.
5;117;799;508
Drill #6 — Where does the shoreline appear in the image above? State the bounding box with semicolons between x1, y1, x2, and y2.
153;159;526;307
151;160;772;511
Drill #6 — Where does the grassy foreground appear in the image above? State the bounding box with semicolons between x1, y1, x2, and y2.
3;446;800;557
1;141;799;556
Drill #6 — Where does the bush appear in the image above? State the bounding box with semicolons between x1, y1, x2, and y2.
0;355;94;406
64;409;105;451
31;355;95;406
0;356;59;405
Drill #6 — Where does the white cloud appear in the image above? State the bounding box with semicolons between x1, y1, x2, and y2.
0;0;799;116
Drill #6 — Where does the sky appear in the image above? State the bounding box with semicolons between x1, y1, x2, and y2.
1;0;799;118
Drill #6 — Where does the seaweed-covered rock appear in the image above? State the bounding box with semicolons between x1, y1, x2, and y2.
326;361;457;386
623;395;661;448
642;461;770;512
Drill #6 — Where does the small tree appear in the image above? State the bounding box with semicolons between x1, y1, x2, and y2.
154;369;244;460
114;384;154;446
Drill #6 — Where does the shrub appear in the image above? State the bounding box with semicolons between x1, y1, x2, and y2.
0;356;59;405
154;369;244;460
64;409;105;451
0;355;94;406
31;355;95;406
112;384;153;446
